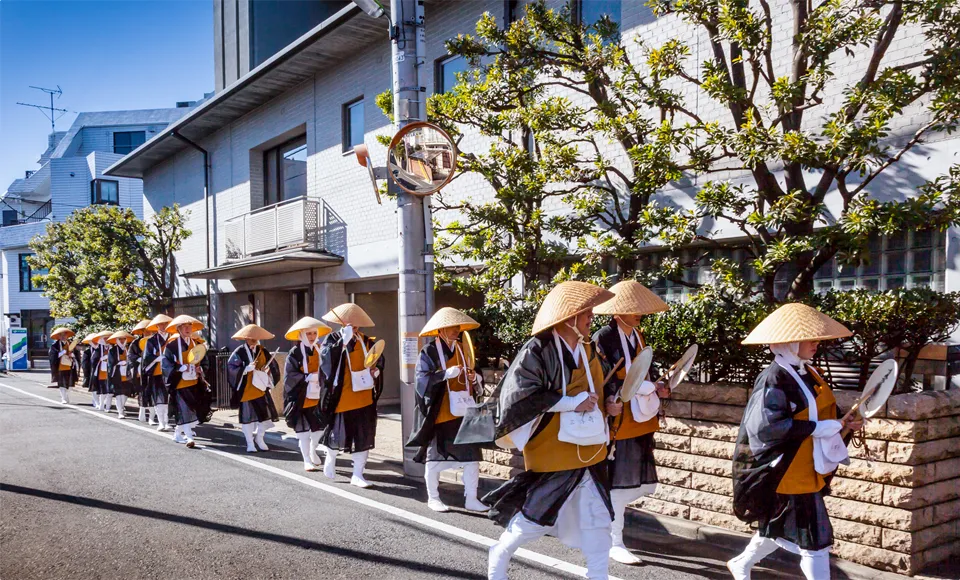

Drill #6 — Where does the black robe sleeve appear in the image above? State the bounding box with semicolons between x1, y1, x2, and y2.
404;342;449;454
227;346;249;409
48;341;61;382
108;345;120;388
89;347;104;391
127;340;142;390
141;337;162;378
732;362;818;524
282;345;308;429
81;348;92;388
319;333;344;418
493;333;564;440
161;339;183;391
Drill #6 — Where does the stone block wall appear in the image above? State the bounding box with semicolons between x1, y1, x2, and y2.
479;377;960;576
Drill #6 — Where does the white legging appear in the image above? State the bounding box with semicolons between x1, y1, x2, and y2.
731;533;831;580
609;484;657;548
488;512;611;580
425;460;481;501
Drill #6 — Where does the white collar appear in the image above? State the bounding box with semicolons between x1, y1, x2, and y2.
552;329;581;367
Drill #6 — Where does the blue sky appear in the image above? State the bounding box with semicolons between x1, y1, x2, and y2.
0;0;213;188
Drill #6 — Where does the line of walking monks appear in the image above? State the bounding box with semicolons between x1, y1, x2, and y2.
47;280;864;580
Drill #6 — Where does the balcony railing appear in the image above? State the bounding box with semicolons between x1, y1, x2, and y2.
225;197;341;261
1;200;52;227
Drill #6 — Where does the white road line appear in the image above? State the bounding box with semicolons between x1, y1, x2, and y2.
0;381;623;580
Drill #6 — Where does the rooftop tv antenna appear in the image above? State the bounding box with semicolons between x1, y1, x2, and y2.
17;85;70;133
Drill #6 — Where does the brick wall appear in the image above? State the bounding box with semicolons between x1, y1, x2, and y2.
479;379;960;576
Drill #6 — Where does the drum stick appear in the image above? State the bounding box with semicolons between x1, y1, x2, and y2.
602;358;624;392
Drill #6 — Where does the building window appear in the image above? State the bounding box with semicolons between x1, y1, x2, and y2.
343;98;364;152
113;131;146;155
436;55;469;94
264;134;308;207
292;290;309;320
575;0;621;33
19;254;45;292
90;179;119;205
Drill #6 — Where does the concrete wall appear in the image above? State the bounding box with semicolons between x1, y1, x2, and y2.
76;125;169;157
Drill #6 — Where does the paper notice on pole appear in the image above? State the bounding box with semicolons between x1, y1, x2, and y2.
402;336;420;366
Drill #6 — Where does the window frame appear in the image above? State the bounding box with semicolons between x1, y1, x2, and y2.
342;96;365;153
435;55;469;95
90;179;120;206
113;131;146;155
263;133;308;206
18;254;44;292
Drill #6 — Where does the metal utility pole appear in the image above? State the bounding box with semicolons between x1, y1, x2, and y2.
392;0;429;477
17;86;68;133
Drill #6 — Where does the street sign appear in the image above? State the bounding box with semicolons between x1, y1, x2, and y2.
386;121;458;196
8;328;28;370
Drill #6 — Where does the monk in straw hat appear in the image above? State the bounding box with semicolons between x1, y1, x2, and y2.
128;319;152;423
141;314;173;431
48;327;78;404
485;281;615;580
317;303;384;487
405;307;487;513
591;280;670;565
91;330;114;412
282;316;333;471
728;303;862;580
107;331;136;419
160;315;212;448
227;324;281;453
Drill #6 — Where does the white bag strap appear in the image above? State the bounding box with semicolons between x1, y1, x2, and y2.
435;337;467;394
553;333;594;397
300;342;312;376
617;327;640;372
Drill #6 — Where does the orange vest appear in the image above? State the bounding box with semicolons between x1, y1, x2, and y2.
777;367;838;495
435;341;468;425
240;348;268;403
97;347;107;380
335;338;375;413
58;341;72;371
302;348;321;409
523;344;607;473
118;349;129;382
151;336;163;376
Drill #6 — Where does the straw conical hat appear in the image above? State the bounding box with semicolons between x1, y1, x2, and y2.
93;330;113;343
81;332;98;345
146;314;173;332
420;307;480;337
165;314;204;334
531;281;615;335
323;303;375;328
593;280;669;316
742;303;852;345
233;324;274;341
107;330;134;344
131;319;152;335
284;316;333;341
50;327;75;340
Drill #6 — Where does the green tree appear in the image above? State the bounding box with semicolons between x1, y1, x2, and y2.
435;0;960;304
28;205;191;331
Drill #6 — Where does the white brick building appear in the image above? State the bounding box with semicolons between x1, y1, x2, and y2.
105;1;960;402
1;107;194;361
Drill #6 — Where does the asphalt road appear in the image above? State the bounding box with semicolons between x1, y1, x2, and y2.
0;375;804;580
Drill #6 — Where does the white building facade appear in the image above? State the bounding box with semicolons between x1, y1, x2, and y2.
105;1;960;401
1;107;193;361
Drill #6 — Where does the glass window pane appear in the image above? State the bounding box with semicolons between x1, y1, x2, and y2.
839;279;857;290
887;231;907;251
862;278;879;292
19;255;31;291
910;275;932;289
280;137;308;200
886;252;906;275
101;180;119;204
439;56;468;94
886;276;905;290
814;258;834;279
862;252;880;276
348;100;364;149
912;229;933;248
913;249;932;273
264;148;278;206
579;0;621;26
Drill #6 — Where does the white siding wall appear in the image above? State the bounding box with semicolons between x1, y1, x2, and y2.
77;125;169;156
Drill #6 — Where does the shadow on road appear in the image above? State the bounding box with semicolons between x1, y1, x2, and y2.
0;483;485;579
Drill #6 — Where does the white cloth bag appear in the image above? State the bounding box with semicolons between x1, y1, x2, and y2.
554;335;607;446
300;343;321;399
436;338;477;417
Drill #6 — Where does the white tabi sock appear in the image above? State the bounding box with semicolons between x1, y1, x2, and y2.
350;451;371;488
322;445;338;479
58;387;70;404
240;423;257;452
254;422;270;451
101;394;113;412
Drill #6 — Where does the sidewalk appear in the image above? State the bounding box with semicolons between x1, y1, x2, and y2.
5;369;952;580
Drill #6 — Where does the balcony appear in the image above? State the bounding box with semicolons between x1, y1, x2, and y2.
185;197;344;281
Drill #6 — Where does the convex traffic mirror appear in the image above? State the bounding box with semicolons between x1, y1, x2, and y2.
387;122;458;196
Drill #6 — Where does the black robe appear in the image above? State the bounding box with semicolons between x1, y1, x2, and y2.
81;347;93;390
89;345;109;393
127;337;144;394
48;339;77;388
141;334;169;404
482;331;613;527
732;362;836;524
161;336;212;424
282;343;322;431
318;332;385;420
406;339;484;463
227;344;280;415
108;343;134;396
